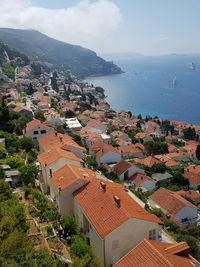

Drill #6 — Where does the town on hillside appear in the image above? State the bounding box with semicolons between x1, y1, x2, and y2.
0;55;200;266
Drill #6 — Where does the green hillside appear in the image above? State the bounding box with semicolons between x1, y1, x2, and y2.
0;28;122;78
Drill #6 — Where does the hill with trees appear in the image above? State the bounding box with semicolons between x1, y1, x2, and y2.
0;28;122;78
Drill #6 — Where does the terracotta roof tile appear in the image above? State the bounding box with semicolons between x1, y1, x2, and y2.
74;179;162;238
26;119;52;132
176;190;200;205
130;173;153;186
38;148;83;167
51;164;95;192
39;131;86;152
112;160;133;176
113;239;199;267
150;188;196;218
183;172;200;185
90;142;120;158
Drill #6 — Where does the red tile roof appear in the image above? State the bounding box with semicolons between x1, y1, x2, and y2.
26;119;51;132
74;179;162;238
90;142;120;158
39;131;86;152
113;239;199;267
150;188;196;217
183;172;200;185
38;148;83;167
130;173;153;186
50;164;95;192
134;156;160;167
176;190;200;205
112;160;133;176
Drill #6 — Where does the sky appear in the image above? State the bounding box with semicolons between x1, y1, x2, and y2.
0;0;200;55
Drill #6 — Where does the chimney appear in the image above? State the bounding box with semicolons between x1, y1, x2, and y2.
49;168;52;177
55;132;58;136
100;181;106;191
114;195;120;207
58;185;61;192
141;176;143;180
59;136;63;143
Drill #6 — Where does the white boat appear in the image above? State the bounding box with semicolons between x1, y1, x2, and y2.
188;63;195;70
173;76;177;85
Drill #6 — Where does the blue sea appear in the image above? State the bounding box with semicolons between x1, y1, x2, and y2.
85;55;200;125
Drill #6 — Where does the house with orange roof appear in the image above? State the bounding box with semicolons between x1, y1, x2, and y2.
73;179;163;267
45;109;64;127
149;187;198;226
165;151;186;162
14;104;32;116
154;155;179;167
134;156;160;167
185;165;200;175
168;143;178;153
37;148;83;193
24;119;53;142
115;137;131;147
130;173;156;192
176;190;200;207
90;142;121;164
117;144;143;159
49;164;95;215
112;159;144;181
183;172;200;190
39;131;86;159
113;239;200;267
58;99;69;109
135;132;152;143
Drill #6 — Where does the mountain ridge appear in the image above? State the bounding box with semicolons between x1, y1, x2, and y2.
0;28;122;78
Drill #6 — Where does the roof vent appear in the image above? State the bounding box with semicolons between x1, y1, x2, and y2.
100;181;106;191
113;195;120;207
59;176;63;181
103;218;107;222
83;173;89;178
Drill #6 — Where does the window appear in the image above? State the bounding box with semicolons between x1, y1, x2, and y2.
149;229;156;240
33;131;39;135
33;137;37;140
41;130;46;134
112;240;119;250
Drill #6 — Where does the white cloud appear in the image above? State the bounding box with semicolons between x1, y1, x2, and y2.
0;0;122;47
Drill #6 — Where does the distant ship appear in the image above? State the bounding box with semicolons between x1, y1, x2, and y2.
173;76;177;85
188;63;195;70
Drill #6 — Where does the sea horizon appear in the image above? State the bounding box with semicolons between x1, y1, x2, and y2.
85;54;200;126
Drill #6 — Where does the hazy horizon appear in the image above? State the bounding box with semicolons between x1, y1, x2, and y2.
0;1;199;55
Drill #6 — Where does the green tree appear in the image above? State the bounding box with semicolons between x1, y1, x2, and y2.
5;157;24;169
34;109;46;121
85;156;97;169
19;137;34;152
70;254;101;267
182;127;196;140
65;110;75;118
27;83;34;95
0;166;5;179
196;144;200;160
70;236;92;257
18;164;38;185
0;180;12;201
2;63;15;80
61;215;80;237
144;141;168;155
0;144;7;159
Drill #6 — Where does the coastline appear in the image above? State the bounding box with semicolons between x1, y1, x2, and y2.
85;55;200;126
